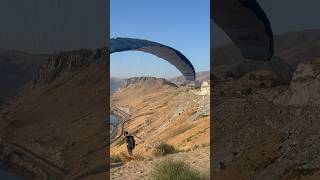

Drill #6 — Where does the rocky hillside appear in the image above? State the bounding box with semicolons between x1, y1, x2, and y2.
32;49;104;87
0;49;48;104
212;58;320;180
110;77;210;177
276;58;320;106
123;77;178;88
0;48;108;179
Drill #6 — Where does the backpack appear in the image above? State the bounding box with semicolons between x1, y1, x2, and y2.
128;135;135;149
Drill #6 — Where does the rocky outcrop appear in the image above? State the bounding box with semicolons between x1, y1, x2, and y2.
276;58;320;106
32;49;103;87
197;81;210;96
123;77;178;88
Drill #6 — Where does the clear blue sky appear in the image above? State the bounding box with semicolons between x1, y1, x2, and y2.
110;0;210;79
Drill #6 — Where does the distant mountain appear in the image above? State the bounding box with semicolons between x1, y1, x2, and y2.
111;71;210;95
169;71;210;84
0;49;48;104
213;56;294;82
123;77;178;89
213;29;320;69
110;77;124;95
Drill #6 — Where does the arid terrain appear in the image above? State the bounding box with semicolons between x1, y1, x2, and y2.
110;76;210;179
111;146;209;180
1;29;320;180
0;46;210;179
212;29;320;180
0;49;109;179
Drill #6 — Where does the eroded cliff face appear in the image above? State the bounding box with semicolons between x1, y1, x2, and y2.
32;49;104;87
276;58;320;106
123;77;178;88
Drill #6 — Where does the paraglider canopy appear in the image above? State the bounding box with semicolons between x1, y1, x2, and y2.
110;37;196;81
212;0;274;60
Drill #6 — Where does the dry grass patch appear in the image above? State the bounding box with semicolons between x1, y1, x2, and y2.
110;154;123;163
153;142;177;157
150;159;209;180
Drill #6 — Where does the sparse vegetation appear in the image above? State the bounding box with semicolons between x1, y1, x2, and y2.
150;160;209;180
201;143;210;147
119;152;132;162
110;154;123;163
110;152;138;163
116;138;125;146
249;74;257;80
192;144;200;150
134;154;146;161
154;143;176;157
186;137;192;142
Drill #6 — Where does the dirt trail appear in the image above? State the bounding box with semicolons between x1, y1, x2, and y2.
110;147;210;180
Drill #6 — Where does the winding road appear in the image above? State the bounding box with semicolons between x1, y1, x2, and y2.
110;107;131;144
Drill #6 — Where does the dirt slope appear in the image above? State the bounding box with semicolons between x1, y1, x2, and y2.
110;77;210;178
111;147;209;180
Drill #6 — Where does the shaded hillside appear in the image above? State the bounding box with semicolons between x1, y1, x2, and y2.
0;49;108;179
0;49;48;104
